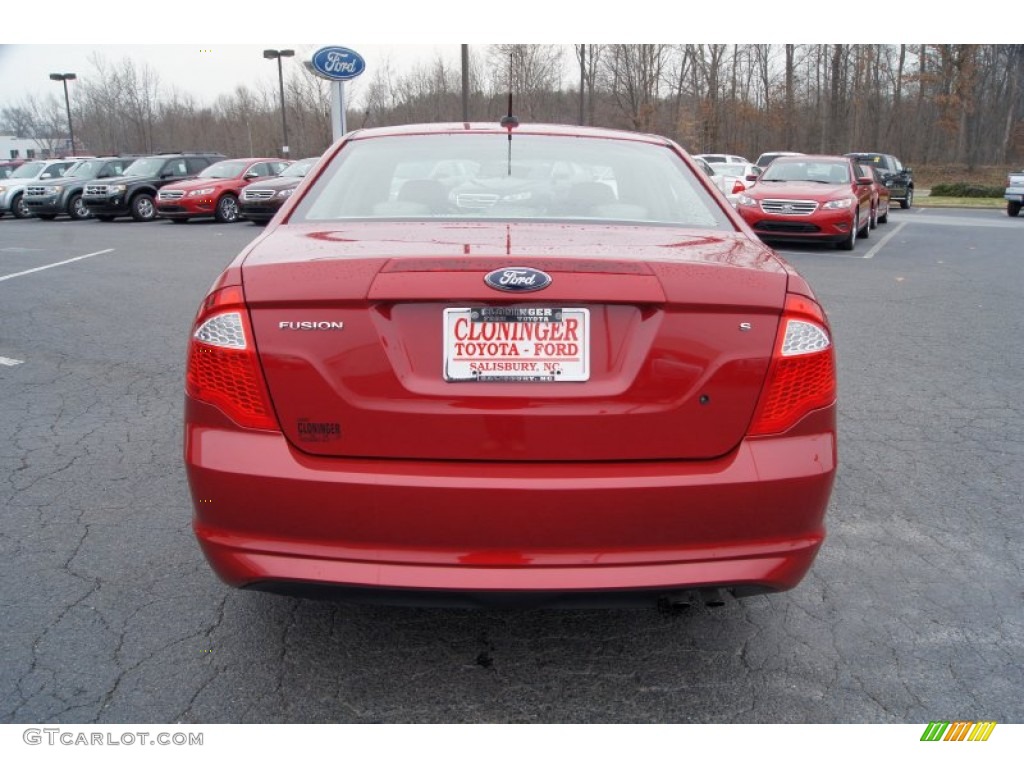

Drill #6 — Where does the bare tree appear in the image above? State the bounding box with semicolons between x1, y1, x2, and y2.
603;44;667;132
487;44;564;121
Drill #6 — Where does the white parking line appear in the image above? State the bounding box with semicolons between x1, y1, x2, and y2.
0;248;115;283
0;356;25;366
861;221;907;259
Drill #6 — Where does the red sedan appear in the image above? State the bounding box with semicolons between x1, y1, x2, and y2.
859;164;891;229
735;155;874;250
184;123;837;608
156;158;289;223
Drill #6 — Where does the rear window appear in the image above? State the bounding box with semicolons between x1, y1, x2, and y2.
850;154;885;168
291;133;733;229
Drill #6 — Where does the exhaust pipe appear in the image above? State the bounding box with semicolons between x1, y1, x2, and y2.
657;588;730;612
700;587;727;608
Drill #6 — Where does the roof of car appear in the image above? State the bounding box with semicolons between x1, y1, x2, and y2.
771;154;851;162
345;122;673;146
210;157;288;164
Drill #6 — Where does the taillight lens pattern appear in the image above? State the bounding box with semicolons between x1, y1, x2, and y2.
194;312;246;349
749;302;836;436
185;290;278;431
781;320;830;356
187;342;275;429
750;346;835;434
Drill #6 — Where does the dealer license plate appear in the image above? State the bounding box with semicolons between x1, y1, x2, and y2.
443;307;590;382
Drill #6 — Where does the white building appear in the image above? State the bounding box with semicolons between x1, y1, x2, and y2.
0;135;74;160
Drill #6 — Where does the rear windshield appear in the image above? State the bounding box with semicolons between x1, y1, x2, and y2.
291;133;733;229
711;163;748;177
849;154;885;168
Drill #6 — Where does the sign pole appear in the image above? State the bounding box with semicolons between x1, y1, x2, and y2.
330;81;346;141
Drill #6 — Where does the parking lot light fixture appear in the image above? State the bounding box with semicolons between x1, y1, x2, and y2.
264;49;295;158
49;73;77;155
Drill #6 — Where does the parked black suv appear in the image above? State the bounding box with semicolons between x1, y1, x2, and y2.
845;152;914;209
23;156;138;220
82;152;225;221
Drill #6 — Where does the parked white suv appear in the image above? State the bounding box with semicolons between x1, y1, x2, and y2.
0;158;79;218
694;153;750;165
754;151;804;168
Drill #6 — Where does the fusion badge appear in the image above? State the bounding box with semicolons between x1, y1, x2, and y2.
484;267;552;293
278;321;345;330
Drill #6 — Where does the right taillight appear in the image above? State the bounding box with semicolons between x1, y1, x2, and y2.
748;293;836;436
185;285;279;431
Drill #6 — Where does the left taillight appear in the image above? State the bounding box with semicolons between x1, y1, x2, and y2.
748;293;836;436
185;285;279;431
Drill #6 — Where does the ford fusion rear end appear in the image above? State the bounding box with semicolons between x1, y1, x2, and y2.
184;125;837;605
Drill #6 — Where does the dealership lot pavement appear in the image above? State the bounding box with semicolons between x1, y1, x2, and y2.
1;209;1021;723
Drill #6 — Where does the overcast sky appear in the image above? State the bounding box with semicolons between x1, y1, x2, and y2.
0;44;457;109
0;5;1006;116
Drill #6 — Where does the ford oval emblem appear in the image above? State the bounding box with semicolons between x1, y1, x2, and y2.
310;46;366;81
484;267;552;293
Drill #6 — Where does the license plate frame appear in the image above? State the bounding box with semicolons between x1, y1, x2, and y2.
443;307;590;383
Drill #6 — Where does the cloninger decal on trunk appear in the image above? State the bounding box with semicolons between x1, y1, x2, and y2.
296;419;342;442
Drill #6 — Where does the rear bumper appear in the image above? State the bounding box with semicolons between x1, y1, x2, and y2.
186;400;836;597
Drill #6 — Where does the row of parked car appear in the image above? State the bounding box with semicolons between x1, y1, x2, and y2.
0;152;320;224
693;150;914;250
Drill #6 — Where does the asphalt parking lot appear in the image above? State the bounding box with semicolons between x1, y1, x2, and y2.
1;208;1021;724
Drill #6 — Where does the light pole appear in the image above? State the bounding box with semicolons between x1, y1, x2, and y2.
49;73;77;155
263;49;294;158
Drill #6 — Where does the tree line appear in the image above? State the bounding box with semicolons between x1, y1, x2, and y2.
4;45;1023;167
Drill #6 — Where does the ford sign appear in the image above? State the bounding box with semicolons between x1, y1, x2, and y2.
484;267;552;293
310;46;366;81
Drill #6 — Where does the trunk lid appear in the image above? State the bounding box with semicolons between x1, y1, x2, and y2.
243;222;787;461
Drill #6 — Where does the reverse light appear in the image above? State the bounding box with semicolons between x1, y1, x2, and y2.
185;285;278;431
822;198;854;209
749;294;836;436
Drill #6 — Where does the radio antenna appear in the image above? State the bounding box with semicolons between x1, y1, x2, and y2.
499;53;519;176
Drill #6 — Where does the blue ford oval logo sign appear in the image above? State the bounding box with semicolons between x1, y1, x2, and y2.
310;46;366;81
484;267;552;293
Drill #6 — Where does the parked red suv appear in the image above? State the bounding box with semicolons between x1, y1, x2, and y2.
156;158;290;223
735;155;874;250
